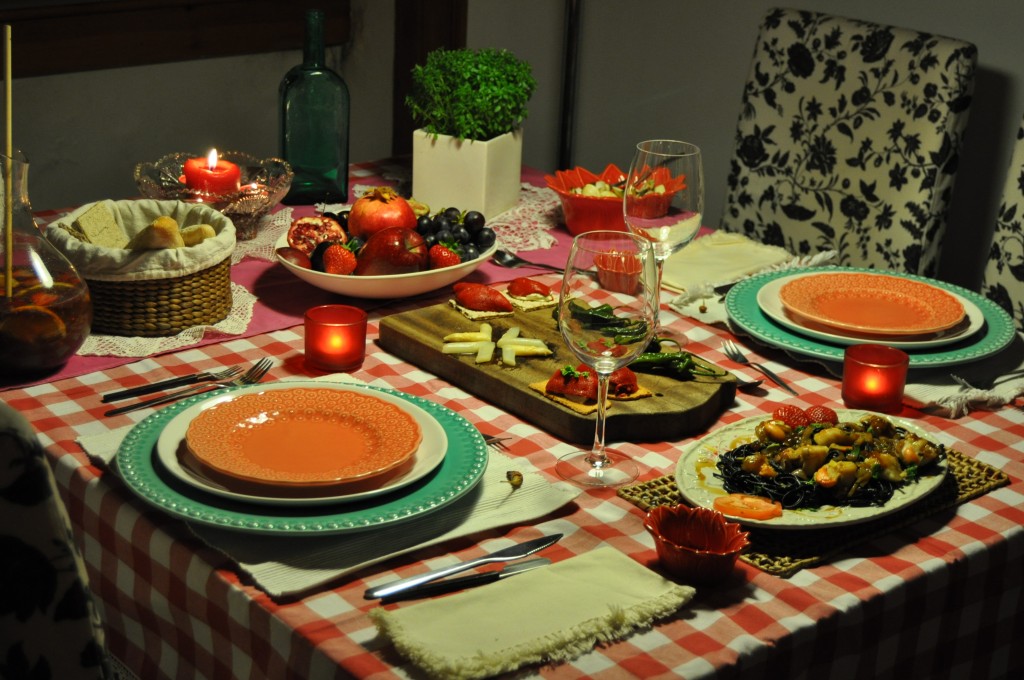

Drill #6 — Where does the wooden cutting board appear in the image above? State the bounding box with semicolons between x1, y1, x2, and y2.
378;301;737;444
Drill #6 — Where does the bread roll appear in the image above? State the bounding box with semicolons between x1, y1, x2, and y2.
181;223;217;247
127;216;184;250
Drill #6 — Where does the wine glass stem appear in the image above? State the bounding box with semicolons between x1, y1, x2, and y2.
588;373;612;468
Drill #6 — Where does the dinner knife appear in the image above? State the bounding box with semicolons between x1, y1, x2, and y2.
379;558;551;604
100;370;226;402
364;533;562;600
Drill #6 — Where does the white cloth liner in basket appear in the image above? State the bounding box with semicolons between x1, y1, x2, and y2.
46;199;236;280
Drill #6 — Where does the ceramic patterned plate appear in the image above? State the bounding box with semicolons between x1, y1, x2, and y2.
156;382;448;506
116;383;488;535
184;387;422;493
758;273;985;349
726;267;1016;368
778;271;965;335
675;409;949;529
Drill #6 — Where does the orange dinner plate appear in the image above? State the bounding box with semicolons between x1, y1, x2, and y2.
778;272;965;336
184;387;422;495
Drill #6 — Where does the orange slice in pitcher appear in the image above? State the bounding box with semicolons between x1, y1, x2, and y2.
0;305;67;342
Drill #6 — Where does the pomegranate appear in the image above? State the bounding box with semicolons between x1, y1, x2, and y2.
348;187;417;239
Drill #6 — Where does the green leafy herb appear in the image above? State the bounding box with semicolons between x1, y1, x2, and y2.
406;48;537;141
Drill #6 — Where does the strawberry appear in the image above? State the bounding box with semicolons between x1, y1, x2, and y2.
429;243;462;269
453;282;514;312
805;405;839;425
545;364;598;400
321;243;357;275
507;277;551;298
772;404;811;428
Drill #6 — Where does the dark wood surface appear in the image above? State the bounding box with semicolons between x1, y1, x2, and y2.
378;300;738;445
1;0;351;78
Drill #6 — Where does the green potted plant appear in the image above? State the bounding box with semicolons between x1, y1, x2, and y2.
406;47;537;217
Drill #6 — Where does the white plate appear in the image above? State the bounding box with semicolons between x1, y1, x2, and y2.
275;232;497;299
756;273;984;349
156;381;448;507
674;409;949;529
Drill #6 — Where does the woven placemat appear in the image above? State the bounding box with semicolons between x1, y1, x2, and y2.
618;450;1010;577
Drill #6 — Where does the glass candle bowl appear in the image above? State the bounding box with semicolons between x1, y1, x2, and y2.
134;151;293;241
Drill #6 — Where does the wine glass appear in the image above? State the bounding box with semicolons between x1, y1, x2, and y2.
623;140;704;346
555;231;659;488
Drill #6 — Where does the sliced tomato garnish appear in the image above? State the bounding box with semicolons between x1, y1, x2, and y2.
713;493;783;520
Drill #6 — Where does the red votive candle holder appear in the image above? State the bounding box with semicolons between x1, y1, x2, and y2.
182;148;241;195
304;305;367;372
841;344;909;413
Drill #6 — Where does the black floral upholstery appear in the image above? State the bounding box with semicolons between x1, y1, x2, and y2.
0;401;111;680
721;7;977;277
982;116;1024;331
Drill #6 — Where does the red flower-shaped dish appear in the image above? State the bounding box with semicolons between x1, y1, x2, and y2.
545;163;687;235
644;504;750;585
545;164;628;235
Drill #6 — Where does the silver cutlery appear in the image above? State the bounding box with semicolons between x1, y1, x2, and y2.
482;434;511;449
721;340;797;395
100;366;242;402
492;249;565;273
364;533;562;600
103;358;273;416
379;558;551;603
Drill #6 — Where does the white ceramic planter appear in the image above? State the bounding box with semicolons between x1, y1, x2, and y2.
411;129;523;217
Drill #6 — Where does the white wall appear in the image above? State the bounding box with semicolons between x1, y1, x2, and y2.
13;0;1024;289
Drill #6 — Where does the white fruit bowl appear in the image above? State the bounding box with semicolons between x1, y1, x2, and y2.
273;233;497;299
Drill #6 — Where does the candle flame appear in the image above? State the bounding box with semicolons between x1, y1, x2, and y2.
206;148;219;170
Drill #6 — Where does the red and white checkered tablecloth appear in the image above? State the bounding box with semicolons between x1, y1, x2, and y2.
3;163;1022;679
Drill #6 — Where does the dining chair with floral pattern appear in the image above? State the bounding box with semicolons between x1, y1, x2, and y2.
982;115;1024;331
0;401;113;679
720;7;977;277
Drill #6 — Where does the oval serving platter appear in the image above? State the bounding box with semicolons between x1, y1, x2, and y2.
675;409;949;529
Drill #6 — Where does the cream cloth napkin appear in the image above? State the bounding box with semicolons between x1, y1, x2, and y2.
661;230;792;294
77;376;581;597
369;547;695;680
904;331;1024;417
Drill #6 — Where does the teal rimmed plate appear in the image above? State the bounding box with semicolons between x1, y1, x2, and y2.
726;267;1015;368
115;383;488;535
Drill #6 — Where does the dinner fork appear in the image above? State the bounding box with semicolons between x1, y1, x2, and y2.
721;340;798;395
104;358;274;416
100;365;243;402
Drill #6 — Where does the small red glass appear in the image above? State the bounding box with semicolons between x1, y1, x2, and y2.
304;305;367;371
841;344;909;413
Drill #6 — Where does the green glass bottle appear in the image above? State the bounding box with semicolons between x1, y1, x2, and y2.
279;9;350;204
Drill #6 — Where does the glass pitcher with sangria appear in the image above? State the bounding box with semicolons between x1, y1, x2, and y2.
0;151;92;376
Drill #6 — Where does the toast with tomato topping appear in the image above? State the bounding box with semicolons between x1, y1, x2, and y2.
448;282;515;319
529;364;651;415
503;277;557;311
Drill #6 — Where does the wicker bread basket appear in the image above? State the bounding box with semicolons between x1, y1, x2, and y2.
47;199;236;337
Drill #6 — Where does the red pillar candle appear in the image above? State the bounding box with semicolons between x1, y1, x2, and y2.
841;344;909;414
182;149;241;195
304;305;367;371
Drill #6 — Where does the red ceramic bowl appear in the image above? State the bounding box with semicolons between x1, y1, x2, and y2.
545;164;628;235
644;504;750;585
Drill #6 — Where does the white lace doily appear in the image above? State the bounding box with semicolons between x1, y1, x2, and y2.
489;183;562;252
76;282;257;358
